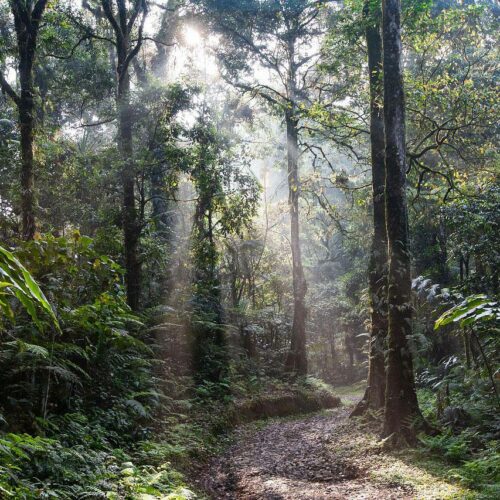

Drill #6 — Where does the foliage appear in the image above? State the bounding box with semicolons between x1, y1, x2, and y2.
188;114;260;386
0;430;196;499
442;186;500;294
0;235;166;496
0;244;59;331
421;430;475;463
435;295;500;330
450;443;500;499
0;235;156;423
421;431;500;498
0;0;499;495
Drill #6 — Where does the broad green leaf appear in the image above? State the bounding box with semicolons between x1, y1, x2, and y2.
0;245;60;331
435;294;499;330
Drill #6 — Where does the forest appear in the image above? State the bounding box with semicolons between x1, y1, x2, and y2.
0;0;498;498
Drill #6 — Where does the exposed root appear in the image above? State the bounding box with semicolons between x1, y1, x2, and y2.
379;431;415;450
349;398;368;418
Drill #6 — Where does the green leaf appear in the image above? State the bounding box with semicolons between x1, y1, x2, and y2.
0;245;60;331
435;295;499;330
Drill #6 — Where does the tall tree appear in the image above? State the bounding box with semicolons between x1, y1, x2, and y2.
197;0;330;375
352;0;387;416
98;0;147;310
148;1;182;244
284;49;308;375
0;0;49;240
381;0;425;444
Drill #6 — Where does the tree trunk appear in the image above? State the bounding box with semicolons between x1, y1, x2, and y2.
117;46;141;311
382;0;426;444
151;0;180;78
284;107;308;376
352;0;387;417
282;34;307;376
437;215;450;284
150;162;173;241
149;0;177;228
463;328;471;369
6;1;49;240
19;88;36;241
147;0;181;300
97;1;147;310
18;7;37;241
329;327;337;377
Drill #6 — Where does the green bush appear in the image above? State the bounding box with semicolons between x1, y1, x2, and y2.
0;431;196;499
421;431;500;497
450;443;500;498
0;235;163;496
421;430;476;462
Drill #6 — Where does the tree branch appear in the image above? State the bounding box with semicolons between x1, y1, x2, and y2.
32;0;50;22
0;71;20;105
121;1;147;79
43;35;91;60
100;0;123;39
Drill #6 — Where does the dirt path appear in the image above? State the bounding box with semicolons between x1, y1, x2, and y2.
198;391;473;500
199;404;412;499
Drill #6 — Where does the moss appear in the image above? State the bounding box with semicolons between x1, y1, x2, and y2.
230;379;341;424
233;390;340;423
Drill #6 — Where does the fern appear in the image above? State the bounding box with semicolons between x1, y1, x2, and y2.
2;340;49;358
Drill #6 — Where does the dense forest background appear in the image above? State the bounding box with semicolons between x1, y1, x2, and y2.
0;0;498;498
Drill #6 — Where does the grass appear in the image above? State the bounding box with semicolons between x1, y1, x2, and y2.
336;383;484;499
370;451;477;499
332;381;366;404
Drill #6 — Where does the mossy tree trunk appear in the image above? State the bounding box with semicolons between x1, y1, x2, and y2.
381;0;426;444
352;0;387;416
100;0;146;311
284;41;307;376
0;0;49;240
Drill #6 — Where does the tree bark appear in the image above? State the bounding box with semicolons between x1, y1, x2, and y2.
381;0;425;444
1;1;49;240
151;0;180;78
352;0;387;417
99;0;147;311
284;107;308;376
17;3;39;241
18;86;36;241
283;35;307;376
117;60;141;311
150;162;173;241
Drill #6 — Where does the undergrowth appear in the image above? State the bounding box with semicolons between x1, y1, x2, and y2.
417;388;500;499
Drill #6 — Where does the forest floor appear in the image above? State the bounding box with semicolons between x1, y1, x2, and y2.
197;384;476;500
